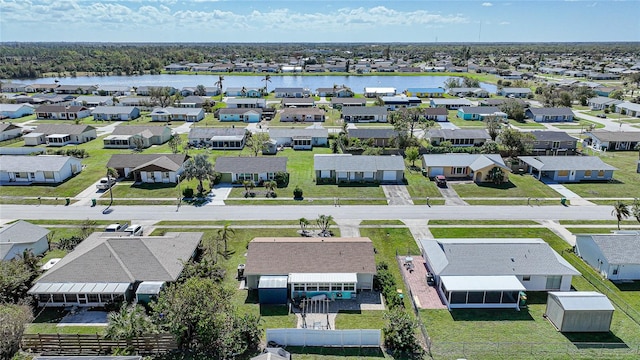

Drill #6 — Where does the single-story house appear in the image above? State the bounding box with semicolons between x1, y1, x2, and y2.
518;155;617;182
586;130;640;151
615;101;640;117
25;84;59;93
282;98;315;108
188;127;248;149
225;87;262;97
0;104;35;119
92;106;141;121
214;156;287;184
136;86;177;96
54;85;98;95
406;87;445;98
0;123;22;141
427;129;490;147
269;127;328;150
420;107;449;122
363;87;396;98
117;97;154;110
447;87;490;98
381;95;422;110
0;155;82;184
430;98;473;110
176;96;206;108
1;83;27;93
593;86;617;97
575;232;640;280
28;232;202;307
150;107;204;122
225;98;267;109
525;107;574;123
71;96;114;107
421;153;510;183
457;106;508;121
179;86;220;97
106;153;188;183
280;108;325;122
545;292;614;333
274;87;309;98
347;128;399;148
31;94;72;104
530;131;578;155
35;105;91;120
587;96;623;111
0;220;50;261
104;125;172;149
420;238;580;310
251;348;291;360
244;237;376;302
93;85;132;96
342;106;388;123
479;98;529;108
330;97;366;109
314;154;405;184
24;124;97;147
316;87;353;97
498;87;532;98
218;108;262;123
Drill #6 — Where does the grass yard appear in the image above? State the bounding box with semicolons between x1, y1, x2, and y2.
282;347;391;360
465;199;567;206
334;310;386;330
428;219;540;225
565;227;640;234
453;174;562;198
508;119;546;128
560;220;638;225
446;116;486;128
563;151;640;198
156;220;304;226
404;165;442;199
553;118;605;130
25;308;106;335
360;220;406;226
224;199;387;206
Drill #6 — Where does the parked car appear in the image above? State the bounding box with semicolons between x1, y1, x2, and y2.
105;223;128;232
435;175;447;188
597;114;607;118
124;224;143;236
96;177;116;190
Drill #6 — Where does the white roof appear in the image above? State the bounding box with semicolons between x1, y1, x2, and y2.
441;275;526;292
29;282;130;294
258;275;289;288
548;291;614;311
288;272;357;284
364;87;396;93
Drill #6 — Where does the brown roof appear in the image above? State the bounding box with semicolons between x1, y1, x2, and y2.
244;237;376;275
420;107;448;116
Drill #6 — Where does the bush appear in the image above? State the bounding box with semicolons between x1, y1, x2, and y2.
293;186;303;199
182;187;194;198
374;262;404;309
274;172;289;188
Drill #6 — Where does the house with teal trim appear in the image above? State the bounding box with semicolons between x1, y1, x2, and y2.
225;87;263;98
218;108;262;123
405;88;445;98
457;106;507;121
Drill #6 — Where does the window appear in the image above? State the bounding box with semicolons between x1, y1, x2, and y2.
44;171;54;180
65;294;77;302
294;284;305;292
546;276;562;290
343;283;355;291
318;283;330;291
163;172;170;179
612;268;619;275
453;167;467;175
598;170;605;177
557;170;569;177
87;294;99;303
522;275;531;281
552;141;560;148
38;294;51;303
584;170;592;177
52;294;65;303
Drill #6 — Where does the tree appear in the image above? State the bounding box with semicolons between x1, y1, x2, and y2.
217;224;235;259
487;167;506;184
500;99;525;122
443;77;462;89
79;218;98;240
168;134;183;154
612;201;630;230
559;91;573;107
405;146;419;168
264;180;277;198
463;76;480;88
106;304;157;347
498;128;534;158
215;75;224;100
262;74;271;95
609;90;624;100
383;309;424;359
299;218;310;236
484;115;502;141
480;140;500;154
316;214;333;236
390;108;433;149
182;153;215;195
293;186;303;199
149;86;173;108
0;260;34;303
152;278;260;358
131;136;145;152
0;303;33;360
17;249;41;273
242;180;255;198
631;199;640;224
195;84;207;96
247;131;270;156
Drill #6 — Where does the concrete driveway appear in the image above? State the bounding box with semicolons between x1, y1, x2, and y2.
382;185;414;205
437;121;460;130
437;185;468;206
572;110;638;132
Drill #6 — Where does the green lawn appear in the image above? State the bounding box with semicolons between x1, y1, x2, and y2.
447;115;486;128
509;119;546;128
428;219;540;225
560;220;639;225
404;165;442;199
453;174;562;198
566;227;640;234
360;220;406;226
553;118;605;130
25;308;106;335
465;199;566;206
156;220;304;226
564;152;640;198
334;310;386;330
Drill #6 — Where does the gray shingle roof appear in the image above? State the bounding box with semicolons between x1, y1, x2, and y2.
106;154;187;169
422;153;507;170
0;155;80;172
428;129;490;140
501;87;532;93
420;238;580;276
587;130;640;142
526;107;574;117
91;106;137;115
35;232;202;283
36;105;88;113
518;156;617;171
314;154;405;172
33;124;96;135
0;220;50;259
348;128;398;139
341;106;388;116
458;106;501;115
111;125;170;137
150;107;202;116
188;127;247;139
244;237;376;275
583;234;640;264
269;127;328;138
214;156;287;173
430;98;473;105
531;131;577;142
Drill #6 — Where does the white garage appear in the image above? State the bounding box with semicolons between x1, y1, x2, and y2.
428;167;444;177
383;171;397;181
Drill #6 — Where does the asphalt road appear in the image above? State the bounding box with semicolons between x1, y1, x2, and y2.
0;204;614;223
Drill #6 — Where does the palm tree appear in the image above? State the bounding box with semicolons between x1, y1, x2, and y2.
612;201;630;230
215;75;224;101
262;74;271;96
316;214;334;236
631;199;640;224
217;224;235;259
487;167;505;184
182;153;215;195
241;86;247;98
18;249;40;273
242;180;255;197
299;218;310;236
106;304;157;345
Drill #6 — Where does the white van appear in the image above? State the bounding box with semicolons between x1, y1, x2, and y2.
124;224;143;236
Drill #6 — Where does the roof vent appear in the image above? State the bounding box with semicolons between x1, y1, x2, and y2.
511;258;515;262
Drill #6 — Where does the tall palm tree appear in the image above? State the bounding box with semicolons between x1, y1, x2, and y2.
217;224;235;258
183;153;215;195
631;199;640;224
215;75;224;101
262;74;272;96
612;201;630;230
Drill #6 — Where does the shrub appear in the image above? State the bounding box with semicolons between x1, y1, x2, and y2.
274;172;289;188
182;187;194;198
293;186;303;199
374;262;404;309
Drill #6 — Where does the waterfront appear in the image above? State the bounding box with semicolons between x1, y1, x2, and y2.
16;74;498;93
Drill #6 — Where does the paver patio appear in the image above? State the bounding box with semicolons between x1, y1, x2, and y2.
398;255;446;310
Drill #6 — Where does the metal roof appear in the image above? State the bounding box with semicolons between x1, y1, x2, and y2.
548;292;614;311
29;282;130;295
422;153;507;170
341;106;388;116
288;273;357;284
259;276;289;288
518;156;617;171
441;275;525;292
136;281;165;294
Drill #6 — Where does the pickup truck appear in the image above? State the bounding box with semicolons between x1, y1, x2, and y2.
96;177;116;190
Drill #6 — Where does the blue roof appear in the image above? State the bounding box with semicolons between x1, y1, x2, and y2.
407;88;444;93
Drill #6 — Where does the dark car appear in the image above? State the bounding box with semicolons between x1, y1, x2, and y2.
435;175;447;188
597;114;606;118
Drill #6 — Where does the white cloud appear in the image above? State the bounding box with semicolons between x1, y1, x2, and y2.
482;2;493;6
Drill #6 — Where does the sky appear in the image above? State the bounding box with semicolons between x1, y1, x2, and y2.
1;0;639;43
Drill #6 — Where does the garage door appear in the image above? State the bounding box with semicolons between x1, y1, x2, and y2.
429;167;444;176
382;171;397;181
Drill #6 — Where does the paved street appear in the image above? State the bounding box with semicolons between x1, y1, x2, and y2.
0;204;616;224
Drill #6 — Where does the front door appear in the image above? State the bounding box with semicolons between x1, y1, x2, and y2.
569;170;576;181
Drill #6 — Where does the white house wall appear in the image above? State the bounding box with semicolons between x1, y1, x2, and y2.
2;236;48;261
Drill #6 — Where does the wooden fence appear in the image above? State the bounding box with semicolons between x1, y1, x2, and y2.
21;333;178;355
